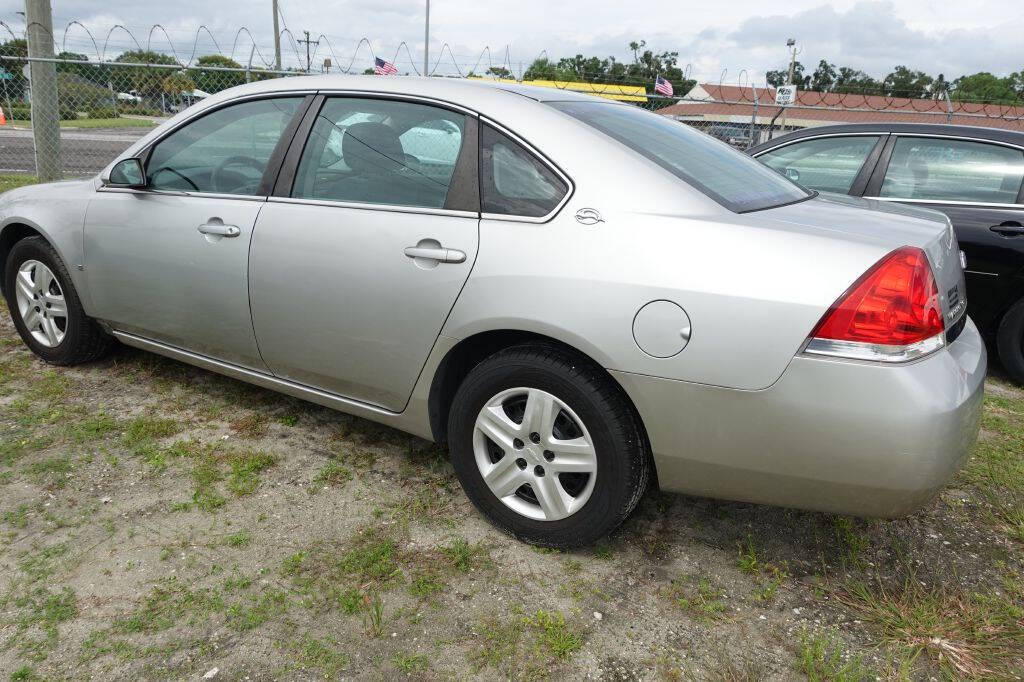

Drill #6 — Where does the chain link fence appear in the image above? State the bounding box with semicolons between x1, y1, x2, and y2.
3;55;1024;181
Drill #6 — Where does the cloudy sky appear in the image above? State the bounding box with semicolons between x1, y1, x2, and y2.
2;0;1022;83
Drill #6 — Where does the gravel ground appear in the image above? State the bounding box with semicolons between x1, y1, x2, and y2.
0;298;1021;681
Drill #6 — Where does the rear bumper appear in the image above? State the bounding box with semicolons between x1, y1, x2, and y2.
612;317;987;518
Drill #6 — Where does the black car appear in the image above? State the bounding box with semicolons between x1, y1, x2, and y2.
748;123;1024;383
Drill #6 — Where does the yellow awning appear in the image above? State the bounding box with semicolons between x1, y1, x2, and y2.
469;77;648;102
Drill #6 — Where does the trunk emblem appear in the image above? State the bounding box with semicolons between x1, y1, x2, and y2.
575;208;604;225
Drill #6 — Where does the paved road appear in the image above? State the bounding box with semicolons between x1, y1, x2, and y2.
0;126;151;176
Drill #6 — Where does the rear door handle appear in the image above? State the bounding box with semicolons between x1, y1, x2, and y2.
990;221;1024;236
198;222;240;237
403;245;466;263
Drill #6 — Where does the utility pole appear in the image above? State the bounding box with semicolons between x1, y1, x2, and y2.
785;38;797;85
297;31;318;73
272;0;281;70
423;0;430;76
25;0;60;182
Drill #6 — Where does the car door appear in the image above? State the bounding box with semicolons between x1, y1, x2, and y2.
83;96;308;370
248;95;479;411
863;134;1024;329
755;133;887;196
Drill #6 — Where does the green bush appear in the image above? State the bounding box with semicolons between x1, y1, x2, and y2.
86;107;118;119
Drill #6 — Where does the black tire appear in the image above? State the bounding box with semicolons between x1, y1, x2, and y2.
997;297;1024;385
447;342;650;548
3;236;112;365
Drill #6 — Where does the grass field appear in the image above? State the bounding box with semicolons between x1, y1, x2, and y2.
5;117;159;129
0;175;37;194
0;280;1021;677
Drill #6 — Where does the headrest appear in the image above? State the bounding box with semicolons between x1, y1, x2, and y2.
343;122;404;175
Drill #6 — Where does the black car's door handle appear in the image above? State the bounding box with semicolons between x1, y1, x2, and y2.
990;221;1024;236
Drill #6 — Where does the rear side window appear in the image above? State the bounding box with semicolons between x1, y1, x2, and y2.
758;136;880;194
480;124;568;218
548;101;810;213
292;97;466;209
880;137;1024;204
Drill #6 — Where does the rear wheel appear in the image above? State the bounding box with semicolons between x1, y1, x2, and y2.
447;343;650;547
997;297;1024;385
4;236;112;365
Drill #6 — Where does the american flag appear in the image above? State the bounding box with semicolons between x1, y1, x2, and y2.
374;57;398;75
654;75;673;97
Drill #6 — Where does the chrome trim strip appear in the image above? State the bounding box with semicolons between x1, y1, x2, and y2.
111;331;402;417
479;115;575;224
312;89;478;117
802;332;945;363
964;269;999;277
267;196;478;219
890;132;1024;154
863;196;1024;209
96;187;268;202
751;131;888;157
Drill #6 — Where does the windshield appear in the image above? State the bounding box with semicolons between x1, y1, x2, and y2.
548;101;811;213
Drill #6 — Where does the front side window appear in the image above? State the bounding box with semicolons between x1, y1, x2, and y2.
759;136;880;194
548;101;811;213
880;137;1024;204
292;98;465;209
146;97;302;195
480;124;568;217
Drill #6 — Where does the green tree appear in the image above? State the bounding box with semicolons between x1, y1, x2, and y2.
485;66;514;80
809;60;837;91
833;67;879;94
522;57;567;81
766;61;809;88
113;50;179;99
882;65;933;98
0;39;29;99
189;54;245;94
951;72;1018;104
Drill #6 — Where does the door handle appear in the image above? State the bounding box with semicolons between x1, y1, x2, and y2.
197;222;241;237
403;245;466;263
990;221;1024;236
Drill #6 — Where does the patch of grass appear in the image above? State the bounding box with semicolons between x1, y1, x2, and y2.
187;444;277;510
963;392;1024;542
408;570;446;598
226;450;277;496
64;412;118;443
224;531;252;548
470;609;584;678
392;651;429;674
736;535;759;574
669;576;727;622
229;412;269;439
831;516;871;568
26;455;72;488
227;589;288;631
3;504;30;528
10;666;41;682
835;573;1024;678
363;593;385;638
312;460;352;489
525;610;583;660
278;414;299;427
293;635;349;676
27;371;69;403
122;416;180;449
113;578;224;634
442;537;487;572
797;628;874;681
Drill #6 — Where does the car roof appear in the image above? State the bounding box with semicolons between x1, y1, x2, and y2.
748;122;1024;154
202;74;610;108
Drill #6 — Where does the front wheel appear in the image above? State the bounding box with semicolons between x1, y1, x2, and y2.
997;297;1024;385
447;343;650;548
4;236;112;365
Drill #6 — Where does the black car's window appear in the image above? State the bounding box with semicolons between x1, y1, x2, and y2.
759;136;880;194
292;98;465;209
147;98;302;195
880;137;1024;204
548;101;810;213
480;124;568;217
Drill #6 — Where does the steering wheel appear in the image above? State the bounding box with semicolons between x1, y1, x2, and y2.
211;155;265;193
149;166;199;192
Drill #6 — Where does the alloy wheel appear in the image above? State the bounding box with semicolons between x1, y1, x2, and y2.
14;260;67;348
472;387;597;521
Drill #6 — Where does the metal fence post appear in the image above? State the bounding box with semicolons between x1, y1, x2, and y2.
25;0;61;182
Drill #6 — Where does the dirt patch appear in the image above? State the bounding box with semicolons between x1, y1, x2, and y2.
1;300;1021;680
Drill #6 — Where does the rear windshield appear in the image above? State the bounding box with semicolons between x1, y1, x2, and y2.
548;101;811;213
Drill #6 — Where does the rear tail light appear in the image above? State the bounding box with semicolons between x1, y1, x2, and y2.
804;246;945;362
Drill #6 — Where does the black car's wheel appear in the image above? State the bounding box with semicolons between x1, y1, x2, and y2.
997;297;1024;385
3;236;112;365
447;342;650;548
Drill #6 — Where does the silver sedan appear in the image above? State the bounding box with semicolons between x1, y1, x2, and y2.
0;76;985;547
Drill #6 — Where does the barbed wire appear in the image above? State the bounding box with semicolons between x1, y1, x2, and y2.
4;20;1023;112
